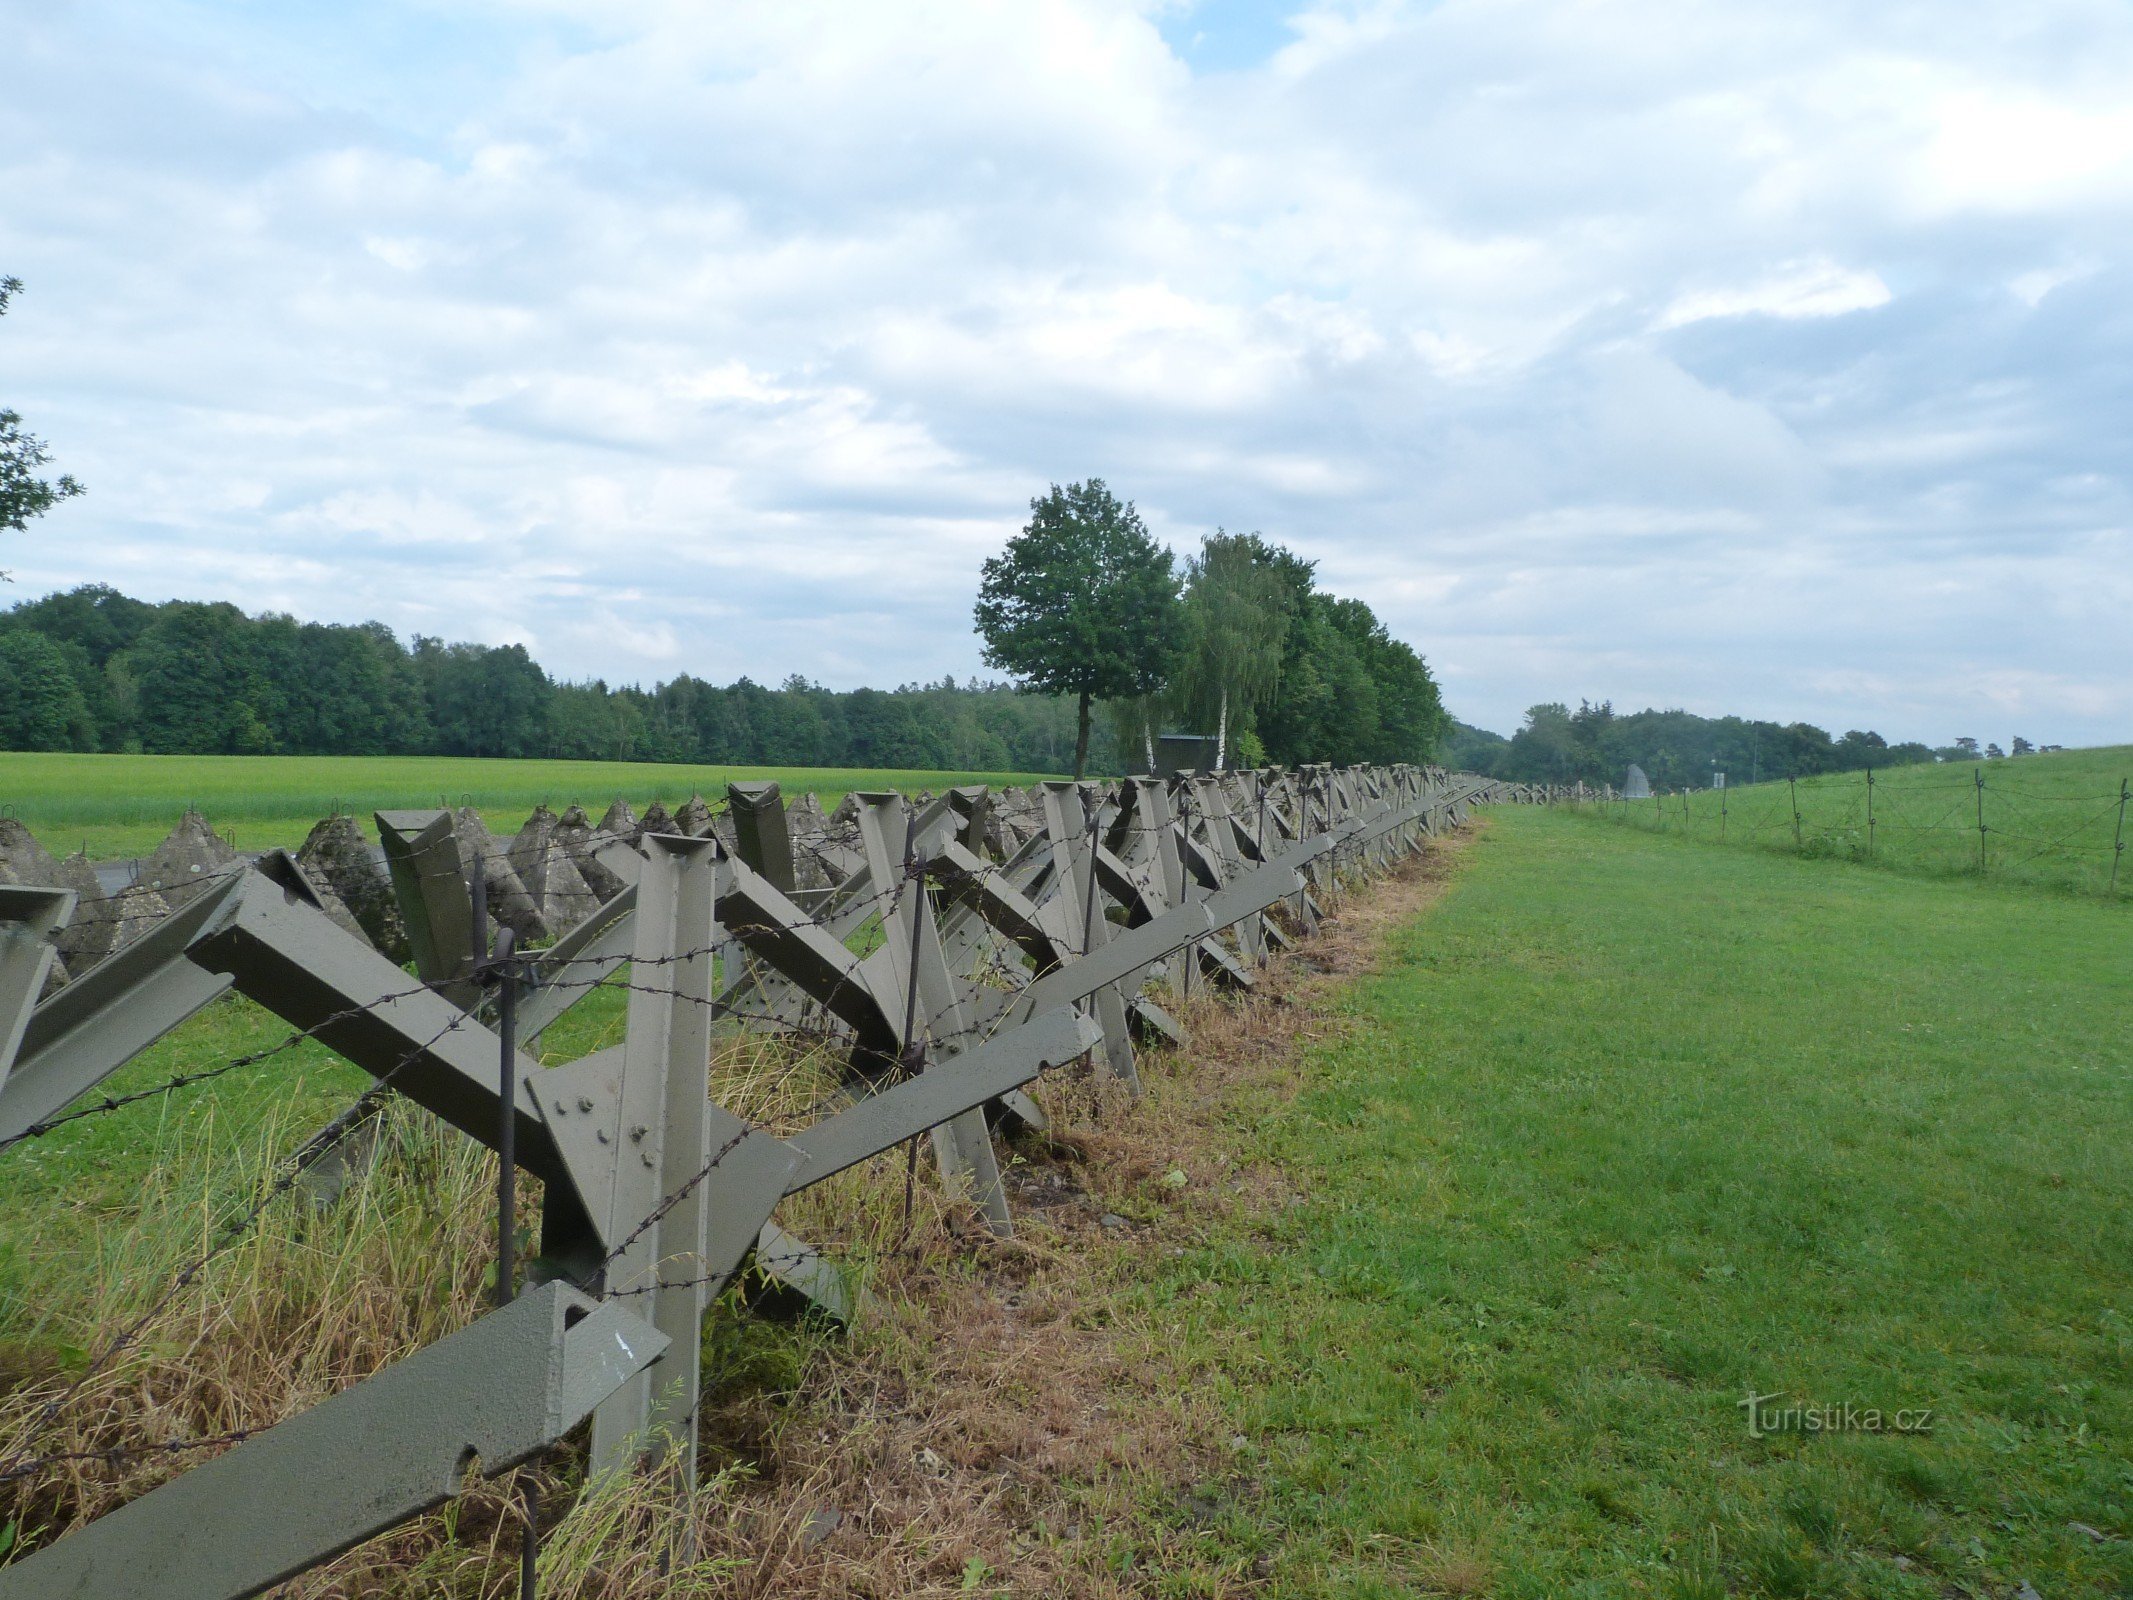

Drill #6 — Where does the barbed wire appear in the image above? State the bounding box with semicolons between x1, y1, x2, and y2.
0;974;472;1156
0;1007;479;1485
0;775;1441;1508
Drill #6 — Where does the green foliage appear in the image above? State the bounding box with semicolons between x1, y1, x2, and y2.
1139;809;2133;1595
1439;718;1510;773
129;602;290;755
0;278;85;565
1474;700;1943;788
1140;530;1447;770
1171;531;1288;767
0;630;93;751
0;585;1114;774
1247;540;1448;768
414;637;549;758
974;479;1182;775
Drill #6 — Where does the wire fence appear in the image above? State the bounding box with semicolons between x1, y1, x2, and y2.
1555;764;2131;899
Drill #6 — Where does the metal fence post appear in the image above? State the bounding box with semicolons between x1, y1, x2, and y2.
2111;778;2127;894
1975;766;1988;873
1866;766;1875;859
1790;777;1803;852
488;927;538;1600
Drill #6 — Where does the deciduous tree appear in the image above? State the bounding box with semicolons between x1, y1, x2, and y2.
973;480;1180;777
0;278;83;573
1171;531;1288;769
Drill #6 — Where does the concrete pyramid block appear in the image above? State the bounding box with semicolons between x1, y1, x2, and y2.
0;817;62;887
595;796;636;841
106;883;173;948
509;806;601;934
636;800;675;842
52;851;116;972
556;805;626;902
451;807;547;945
297;814;409;961
140;809;239;909
672;794;715;838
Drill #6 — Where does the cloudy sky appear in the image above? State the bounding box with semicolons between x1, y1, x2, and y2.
3;0;2127;744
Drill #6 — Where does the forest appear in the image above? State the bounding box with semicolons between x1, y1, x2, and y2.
0;557;1446;774
1445;700;2019;788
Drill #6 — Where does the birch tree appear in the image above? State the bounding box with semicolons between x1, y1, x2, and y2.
1171;531;1288;769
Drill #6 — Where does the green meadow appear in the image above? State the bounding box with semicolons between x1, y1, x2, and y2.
1143;806;2131;1596
0;752;1064;859
1575;742;2133;898
4;788;2127;1594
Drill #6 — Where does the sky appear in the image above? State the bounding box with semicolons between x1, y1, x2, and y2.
2;0;2128;746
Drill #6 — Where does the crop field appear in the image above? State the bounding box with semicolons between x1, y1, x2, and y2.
0;752;1065;859
1576;742;2133;897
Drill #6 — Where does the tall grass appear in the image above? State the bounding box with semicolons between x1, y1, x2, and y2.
1564;742;2133;897
0;959;1230;1594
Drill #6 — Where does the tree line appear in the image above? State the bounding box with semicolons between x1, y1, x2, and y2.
1447;701;2046;790
0;482;1452;777
0;585;1118;771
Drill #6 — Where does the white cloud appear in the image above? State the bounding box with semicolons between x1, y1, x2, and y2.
0;0;2128;745
1656;259;1893;330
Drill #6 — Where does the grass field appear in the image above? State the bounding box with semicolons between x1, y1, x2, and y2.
1136;807;2131;1596
0;753;1065;860
1572;741;2133;898
5;803;2128;1593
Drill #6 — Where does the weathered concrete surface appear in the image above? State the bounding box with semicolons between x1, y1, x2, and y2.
140;809;240;909
509;805;601;933
671;794;715;838
103;882;173;946
596;796;636;840
51;851;116;972
635;799;675;843
556;804;627;901
451;806;547;944
0;818;62;888
296;814;408;960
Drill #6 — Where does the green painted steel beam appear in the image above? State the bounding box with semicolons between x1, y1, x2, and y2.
0;885;72;1086
0;1283;666;1600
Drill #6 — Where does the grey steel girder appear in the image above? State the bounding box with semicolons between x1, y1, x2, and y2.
726;781;797;894
0;883;73;1100
784;1005;1097;1191
0;1283;667;1600
518;880;638;1041
0;867;612;1250
1035;783;1137;1089
0;875;244;1146
0;885;73;1086
716;853;903;1056
375;810;478;1007
586;836;802;1481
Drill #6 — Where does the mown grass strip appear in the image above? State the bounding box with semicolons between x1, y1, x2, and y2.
1134;807;2131;1598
